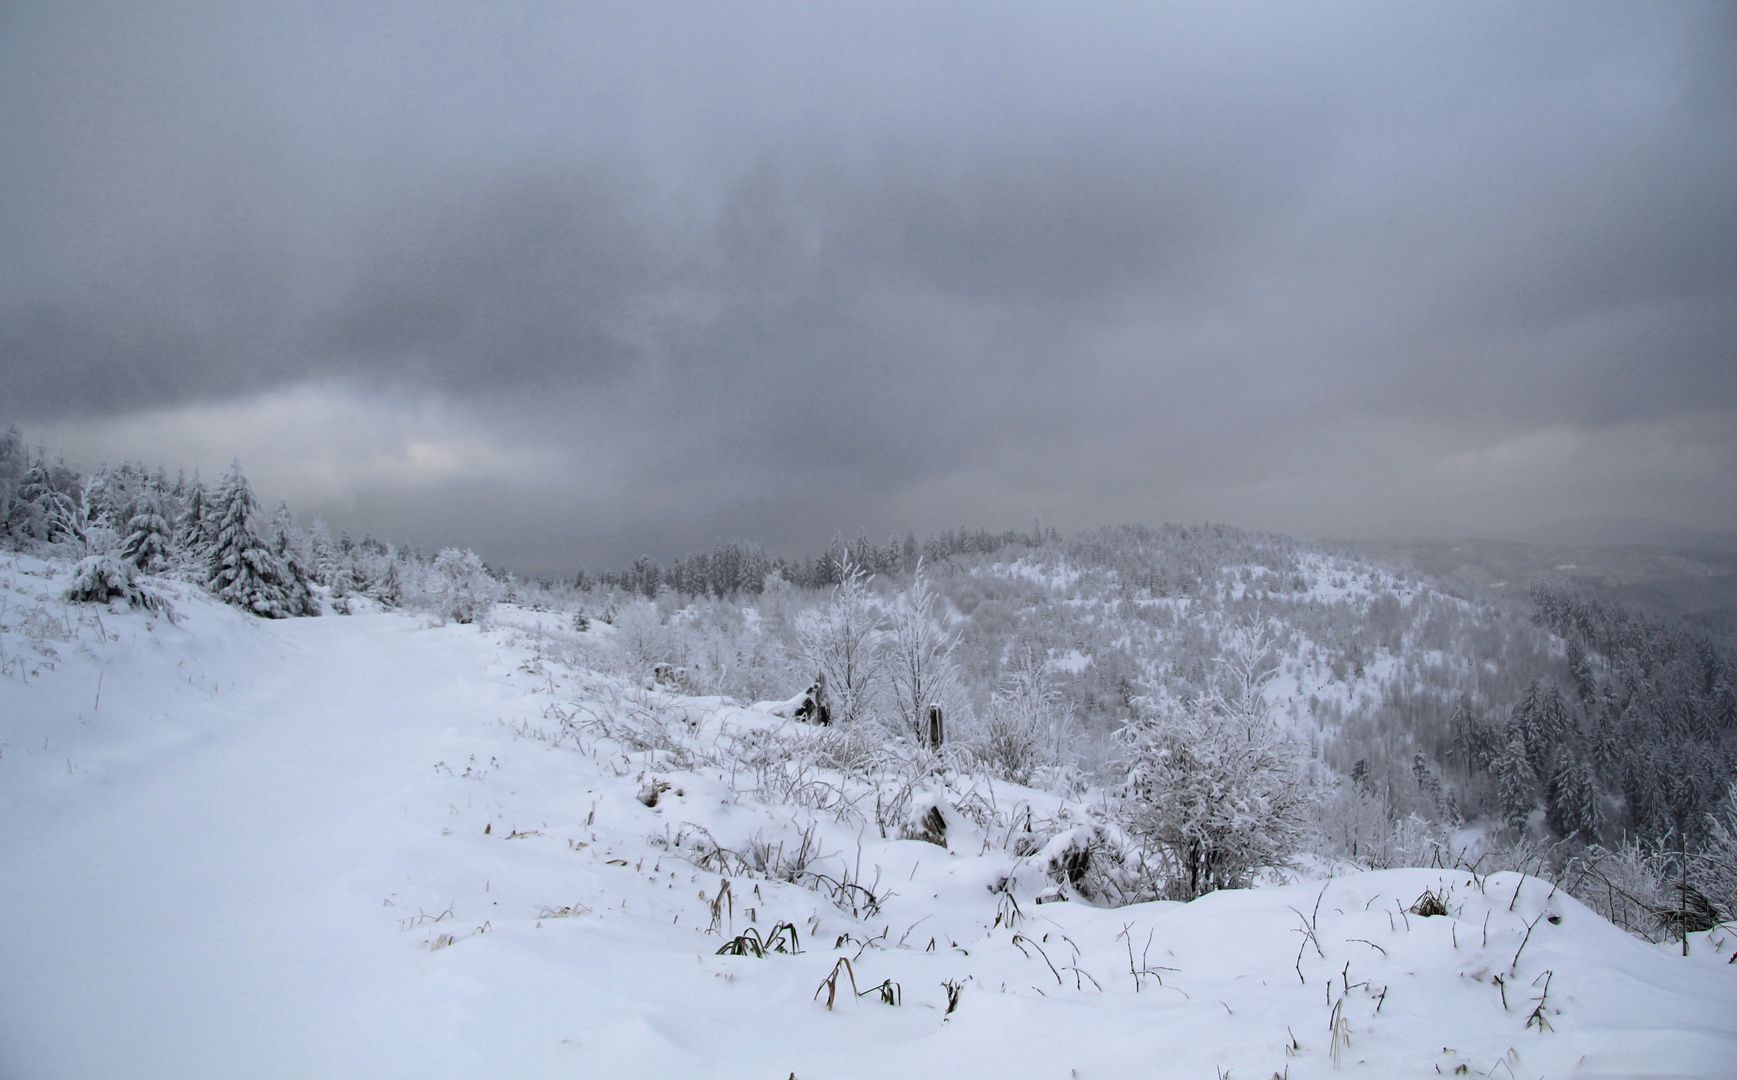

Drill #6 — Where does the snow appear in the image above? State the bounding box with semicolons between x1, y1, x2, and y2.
1050;648;1093;675
2;559;1734;1079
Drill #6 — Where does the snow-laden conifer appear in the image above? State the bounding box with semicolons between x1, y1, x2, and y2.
18;454;84;545
1546;750;1602;840
1495;728;1539;832
205;462;297;618
176;477;213;563
0;425;25;533
83;461;142;532
307;518;342;586
121;493;174;573
64;552;174;616
270;501;320;617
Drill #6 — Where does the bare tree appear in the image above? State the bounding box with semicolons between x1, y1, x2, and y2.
794;557;884;725
885;568;965;743
977;645;1074;785
1215;616;1281;723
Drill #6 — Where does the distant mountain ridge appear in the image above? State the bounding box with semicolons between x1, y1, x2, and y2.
1326;532;1737;637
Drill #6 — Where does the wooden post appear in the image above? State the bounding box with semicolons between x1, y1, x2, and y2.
926;704;944;749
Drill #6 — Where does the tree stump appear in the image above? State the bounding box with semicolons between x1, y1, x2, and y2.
794;670;832;725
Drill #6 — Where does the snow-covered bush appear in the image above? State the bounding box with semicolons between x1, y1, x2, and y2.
1117;698;1313;899
1309;778;1453;870
884;571;967;744
1014;824;1148;906
1557;787;1737;942
794;558;884;726
1698;783;1737;924
63;554;173;617
610;598;681;669
971;647;1074;788
429;548;500;624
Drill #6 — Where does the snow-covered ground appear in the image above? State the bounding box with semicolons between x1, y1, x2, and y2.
2;561;1734;1080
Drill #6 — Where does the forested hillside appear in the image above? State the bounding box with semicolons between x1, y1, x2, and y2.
4;424;1733;934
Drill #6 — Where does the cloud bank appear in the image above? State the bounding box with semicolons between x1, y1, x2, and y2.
4;2;1734;572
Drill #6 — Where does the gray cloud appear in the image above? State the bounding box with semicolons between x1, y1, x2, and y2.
3;2;1734;572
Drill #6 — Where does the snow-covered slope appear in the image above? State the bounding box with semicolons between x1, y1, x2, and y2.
2;560;1733;1079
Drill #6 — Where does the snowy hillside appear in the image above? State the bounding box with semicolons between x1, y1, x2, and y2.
2;556;1734;1079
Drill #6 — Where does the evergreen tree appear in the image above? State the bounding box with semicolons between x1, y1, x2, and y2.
205;462;295;618
0;425;28;538
1566;637;1596;702
121;492;174;573
83;461;139;531
270;502;319;617
177;477;214;562
18;453;83;544
1546;748;1602;840
1495;728;1538;833
1412;752;1443;815
307;518;341;587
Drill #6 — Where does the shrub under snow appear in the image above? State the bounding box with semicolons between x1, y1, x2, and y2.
1117;698;1313;899
428;548;500;624
63;554;173;617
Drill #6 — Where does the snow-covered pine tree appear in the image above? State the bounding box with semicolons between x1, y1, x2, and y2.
0;425;26;539
1495;727;1539;833
176;476;213;564
1546;749;1602;840
307;518;342;587
121;491;174;573
430;547;497;624
270;501;320;617
205;462;296;618
18;453;84;545
83;461;142;532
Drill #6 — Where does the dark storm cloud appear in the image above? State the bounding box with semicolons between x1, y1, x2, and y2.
319;170;651;394
3;2;1735;570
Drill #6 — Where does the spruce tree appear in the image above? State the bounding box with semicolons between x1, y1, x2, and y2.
1546;751;1603;841
0;426;25;538
307;518;341;587
270;501;319;617
1496;728;1539;833
18;454;82;544
206;462;294;618
121;493;174;573
177;477;213;562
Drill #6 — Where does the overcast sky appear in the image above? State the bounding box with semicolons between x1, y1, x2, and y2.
3;2;1734;574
